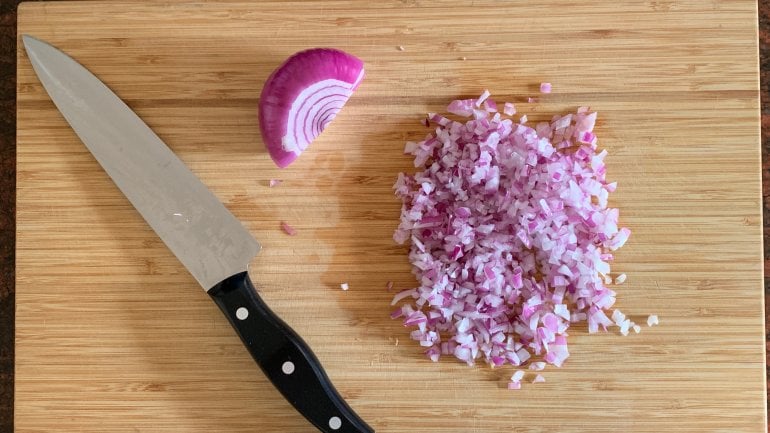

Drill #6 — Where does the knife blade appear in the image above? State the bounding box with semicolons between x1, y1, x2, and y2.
22;34;373;433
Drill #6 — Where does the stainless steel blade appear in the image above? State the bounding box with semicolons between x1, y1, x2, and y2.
23;35;261;291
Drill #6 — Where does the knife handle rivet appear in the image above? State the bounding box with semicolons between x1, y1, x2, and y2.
328;416;342;430
235;307;249;320
281;361;295;375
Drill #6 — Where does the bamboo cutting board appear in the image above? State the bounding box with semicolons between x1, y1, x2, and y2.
15;1;765;432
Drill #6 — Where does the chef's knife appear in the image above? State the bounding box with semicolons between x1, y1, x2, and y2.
22;34;373;433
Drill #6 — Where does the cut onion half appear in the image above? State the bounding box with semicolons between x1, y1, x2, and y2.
259;48;365;168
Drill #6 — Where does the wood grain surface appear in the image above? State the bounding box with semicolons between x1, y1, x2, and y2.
15;1;765;432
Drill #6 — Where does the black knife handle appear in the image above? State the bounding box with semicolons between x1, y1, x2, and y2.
208;271;374;433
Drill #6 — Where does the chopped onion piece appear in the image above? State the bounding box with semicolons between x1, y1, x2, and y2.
554;304;570;321
503;102;516;116
611;309;626;325
532;374;546;383
614;273;627;284
476;89;491;107
269;179;282;187
540;82;552;94
340;283;349;291
647;314;659;327
280;221;297;236
391;289;417;306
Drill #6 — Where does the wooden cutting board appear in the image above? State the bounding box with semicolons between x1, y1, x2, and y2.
16;1;765;432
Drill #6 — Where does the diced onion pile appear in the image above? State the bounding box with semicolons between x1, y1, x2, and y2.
392;90;637;386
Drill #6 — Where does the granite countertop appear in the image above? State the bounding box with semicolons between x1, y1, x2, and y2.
0;2;768;432
0;2;20;432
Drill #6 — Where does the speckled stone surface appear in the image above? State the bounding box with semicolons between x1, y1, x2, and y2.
760;3;770;426
0;2;767;432
0;1;24;431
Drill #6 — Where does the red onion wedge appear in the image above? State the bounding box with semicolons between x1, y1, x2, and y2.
259;48;364;168
393;90;638;384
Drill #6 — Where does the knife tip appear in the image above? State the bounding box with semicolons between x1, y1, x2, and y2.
21;34;37;50
21;34;47;52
